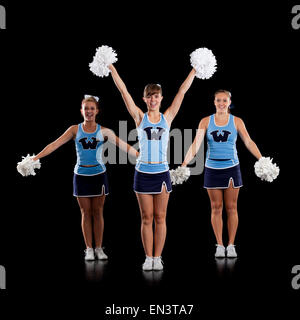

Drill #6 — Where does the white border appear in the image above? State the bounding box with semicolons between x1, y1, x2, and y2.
134;181;172;194
146;112;161;125
74;168;106;176
137;113;146;130
74;185;109;197
213;114;230;127
205;162;239;170
204;177;243;190
81;123;99;134
232;115;237;130
135;166;169;174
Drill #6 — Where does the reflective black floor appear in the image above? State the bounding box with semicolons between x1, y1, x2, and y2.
69;253;296;317
29;248;290;299
2;231;298;319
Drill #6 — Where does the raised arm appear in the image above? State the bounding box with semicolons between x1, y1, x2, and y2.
102;127;139;159
108;64;144;125
182;117;207;166
33;125;77;161
235;117;262;160
164;68;196;126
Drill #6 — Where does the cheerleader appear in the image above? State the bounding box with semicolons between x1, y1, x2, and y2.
108;64;196;270
30;95;138;260
182;90;263;258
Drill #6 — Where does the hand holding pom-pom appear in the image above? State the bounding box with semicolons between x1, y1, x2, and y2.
89;45;118;77
254;157;279;182
190;48;217;79
170;166;191;185
17;154;41;177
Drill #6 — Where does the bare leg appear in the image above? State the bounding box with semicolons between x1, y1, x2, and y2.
91;194;106;248
224;180;240;245
136;193;154;257
77;197;93;248
207;189;224;246
153;186;170;257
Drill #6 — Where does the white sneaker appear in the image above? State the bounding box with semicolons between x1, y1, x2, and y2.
84;248;95;261
153;256;164;271
215;244;226;258
142;256;153;271
94;247;108;260
226;244;237;258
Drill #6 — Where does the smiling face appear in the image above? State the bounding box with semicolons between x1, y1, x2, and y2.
214;92;231;113
81;101;99;122
143;84;163;112
143;92;163;111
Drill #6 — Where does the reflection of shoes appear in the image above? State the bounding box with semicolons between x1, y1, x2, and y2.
226;257;237;270
142;270;154;283
152;269;163;282
84;248;95;261
84;261;95;281
94;260;108;280
215;245;226;258
153;257;164;271
226;244;237;258
94;247;108;260
142;256;153;271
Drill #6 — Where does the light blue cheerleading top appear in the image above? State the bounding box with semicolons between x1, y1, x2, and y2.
205;114;239;169
135;113;170;173
74;123;106;175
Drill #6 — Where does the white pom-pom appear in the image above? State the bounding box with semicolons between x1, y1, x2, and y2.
254;157;279;182
170;166;191;185
89;45;118;77
17;154;41;177
190;47;217;79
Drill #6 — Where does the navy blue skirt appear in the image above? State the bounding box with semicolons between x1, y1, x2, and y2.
134;170;172;194
73;172;109;197
204;164;243;189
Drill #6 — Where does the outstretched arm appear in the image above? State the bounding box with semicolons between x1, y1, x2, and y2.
108;64;144;125
235;117;262;160
102;127;139;158
182;118;207;166
164;68;196;126
33;125;77;161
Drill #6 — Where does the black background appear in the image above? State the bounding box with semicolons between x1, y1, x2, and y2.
1;1;299;317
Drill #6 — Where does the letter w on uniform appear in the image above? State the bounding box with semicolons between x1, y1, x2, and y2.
79;137;99;149
144;127;165;140
210;130;231;142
